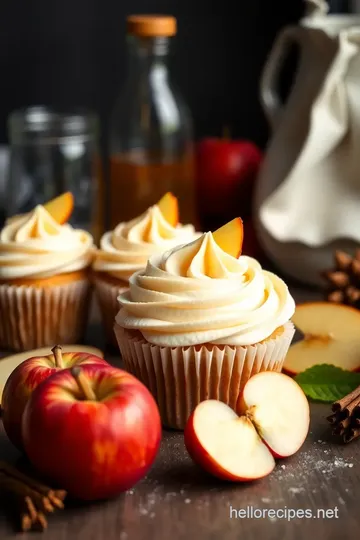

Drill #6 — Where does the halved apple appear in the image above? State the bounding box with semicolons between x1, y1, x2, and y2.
157;192;179;227
184;372;310;482
212;217;243;258
283;302;360;375
238;372;310;458
184;400;275;481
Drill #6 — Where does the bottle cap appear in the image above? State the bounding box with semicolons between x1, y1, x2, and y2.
127;15;177;37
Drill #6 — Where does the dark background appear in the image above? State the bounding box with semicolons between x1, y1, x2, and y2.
0;0;306;149
0;0;354;148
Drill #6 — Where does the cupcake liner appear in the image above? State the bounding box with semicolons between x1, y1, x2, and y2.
0;280;91;352
93;276;128;347
114;322;295;430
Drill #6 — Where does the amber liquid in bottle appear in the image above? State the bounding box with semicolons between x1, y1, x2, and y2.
108;151;195;229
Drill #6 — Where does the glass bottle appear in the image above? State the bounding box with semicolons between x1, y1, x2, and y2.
107;15;196;229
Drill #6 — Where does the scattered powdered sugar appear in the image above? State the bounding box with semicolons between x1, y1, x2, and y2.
280;464;286;469
288;487;305;494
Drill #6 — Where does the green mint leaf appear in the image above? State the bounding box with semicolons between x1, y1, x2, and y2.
294;364;360;402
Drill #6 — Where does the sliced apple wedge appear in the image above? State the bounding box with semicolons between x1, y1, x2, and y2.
238;372;310;458
212;217;244;258
283;302;360;375
184;400;275;481
157;192;179;227
43;191;74;224
6;192;74;226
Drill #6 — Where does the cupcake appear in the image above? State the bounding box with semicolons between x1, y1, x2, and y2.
92;193;198;346
0;200;94;351
114;218;296;429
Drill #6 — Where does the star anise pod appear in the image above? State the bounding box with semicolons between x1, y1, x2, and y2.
322;249;360;308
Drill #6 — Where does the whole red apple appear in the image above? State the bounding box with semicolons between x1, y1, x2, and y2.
22;364;162;501
2;346;108;451
196;136;262;229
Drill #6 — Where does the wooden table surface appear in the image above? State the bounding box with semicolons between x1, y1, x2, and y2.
0;285;359;539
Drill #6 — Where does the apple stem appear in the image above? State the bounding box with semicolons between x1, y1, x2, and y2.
71;366;97;401
51;345;64;369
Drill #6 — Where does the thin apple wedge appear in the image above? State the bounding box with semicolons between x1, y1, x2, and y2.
212;217;243;258
157;192;179;227
283;302;360;375
185;400;275;481
43;192;74;224
238;372;310;458
6;192;74;226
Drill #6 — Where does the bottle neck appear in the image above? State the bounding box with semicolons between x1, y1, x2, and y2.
127;36;170;71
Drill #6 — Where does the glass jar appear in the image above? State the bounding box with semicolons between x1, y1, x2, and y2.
107;15;196;229
7;106;100;237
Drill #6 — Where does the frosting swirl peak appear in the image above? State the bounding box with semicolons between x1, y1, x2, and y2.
0;206;93;280
93;204;198;282
116;232;295;347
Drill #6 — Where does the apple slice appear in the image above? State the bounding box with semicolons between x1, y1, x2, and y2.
238;372;310;458
0;345;103;406
184;400;275;481
212;217;244;258
157;192;179;227
6;192;74;226
283;302;360;375
43;192;74;224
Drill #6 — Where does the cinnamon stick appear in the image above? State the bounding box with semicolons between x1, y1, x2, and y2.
343;427;360;444
25;495;37;522
328;385;360;443
0;472;54;513
331;385;360;414
0;461;67;503
33;512;48;532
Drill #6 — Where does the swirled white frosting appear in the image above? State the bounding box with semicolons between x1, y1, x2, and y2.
93;205;198;282
0;206;94;280
116;231;295;347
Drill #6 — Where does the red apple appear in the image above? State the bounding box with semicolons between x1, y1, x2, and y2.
2;345;108;451
196;136;262;228
22;364;161;501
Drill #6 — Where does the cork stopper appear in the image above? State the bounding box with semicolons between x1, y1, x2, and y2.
126;15;177;37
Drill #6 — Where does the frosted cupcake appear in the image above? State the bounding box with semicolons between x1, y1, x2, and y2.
0;198;94;351
92;193;198;345
114;218;296;429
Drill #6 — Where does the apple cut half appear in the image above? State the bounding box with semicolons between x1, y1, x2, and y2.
157;192;179;227
238;372;310;458
283;302;360;375
184;400;275;481
212;217;244;258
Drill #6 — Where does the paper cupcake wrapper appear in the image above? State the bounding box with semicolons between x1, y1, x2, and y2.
0;280;91;352
93;277;128;347
114;322;295;430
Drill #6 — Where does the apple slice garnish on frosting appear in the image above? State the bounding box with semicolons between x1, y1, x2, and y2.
157;192;179;227
212;217;244;258
43;192;74;224
6;192;74;226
